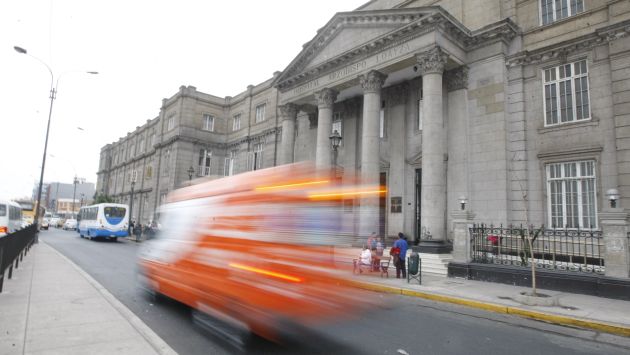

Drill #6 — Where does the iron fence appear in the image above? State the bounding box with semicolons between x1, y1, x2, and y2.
0;224;37;292
470;224;604;274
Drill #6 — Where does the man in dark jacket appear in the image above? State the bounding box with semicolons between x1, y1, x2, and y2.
394;232;409;278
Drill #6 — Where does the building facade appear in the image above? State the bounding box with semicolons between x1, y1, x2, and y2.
97;0;630;259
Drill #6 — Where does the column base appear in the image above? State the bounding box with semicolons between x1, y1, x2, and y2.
416;240;453;254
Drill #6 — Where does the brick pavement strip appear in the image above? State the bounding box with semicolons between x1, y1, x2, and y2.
0;242;177;355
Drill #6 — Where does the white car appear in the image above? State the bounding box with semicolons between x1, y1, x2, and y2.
50;217;62;228
63;219;77;230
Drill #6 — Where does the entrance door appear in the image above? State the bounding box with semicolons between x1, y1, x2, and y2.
379;172;386;238
415;168;421;244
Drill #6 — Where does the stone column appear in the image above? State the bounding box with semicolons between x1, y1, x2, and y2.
451;210;475;263
358;70;388;237
600;209;630;278
315;88;338;169
278;103;299;165
446;67;470;230
417;46;450;252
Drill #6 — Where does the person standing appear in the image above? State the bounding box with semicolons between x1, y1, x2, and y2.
394;232;409;278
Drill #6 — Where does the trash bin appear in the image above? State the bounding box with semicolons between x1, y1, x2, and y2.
407;252;421;284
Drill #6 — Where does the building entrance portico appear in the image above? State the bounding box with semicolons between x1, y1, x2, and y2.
274;7;482;252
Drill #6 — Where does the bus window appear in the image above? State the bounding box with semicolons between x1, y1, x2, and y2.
104;207;125;218
0;205;6;216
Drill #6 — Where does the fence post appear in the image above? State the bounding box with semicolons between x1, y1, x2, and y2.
600;209;630;278
451;210;475;263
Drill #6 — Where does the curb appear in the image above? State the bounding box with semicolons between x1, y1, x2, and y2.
42;241;178;355
352;280;630;338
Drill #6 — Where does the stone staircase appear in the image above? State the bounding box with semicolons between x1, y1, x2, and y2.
334;247;452;277
419;253;452;276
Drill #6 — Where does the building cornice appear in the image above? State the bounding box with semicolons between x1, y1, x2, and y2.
507;20;630;68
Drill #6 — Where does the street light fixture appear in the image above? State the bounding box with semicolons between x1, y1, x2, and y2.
72;176;79;219
187;166;195;181
14;45;98;232
128;172;137;236
606;188;620;208
329;130;342;180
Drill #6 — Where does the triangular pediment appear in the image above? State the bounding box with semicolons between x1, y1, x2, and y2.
275;6;518;93
306;25;400;71
276;7;459;90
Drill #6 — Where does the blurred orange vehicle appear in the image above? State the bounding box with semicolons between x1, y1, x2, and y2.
137;163;385;343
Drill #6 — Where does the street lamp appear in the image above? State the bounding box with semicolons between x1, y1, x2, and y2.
187;166;195;181
329;130;342;180
14;45;98;232
128;175;137;236
72;176;79;219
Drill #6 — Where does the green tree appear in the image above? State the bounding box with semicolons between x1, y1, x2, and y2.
94;194;114;204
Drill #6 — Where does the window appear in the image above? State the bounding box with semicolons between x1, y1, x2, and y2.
379;101;386;138
198;149;212;176
546;160;597;229
233;114;241;131
160;193;167;204
224;150;237;176
145;165;153;179
332;112;342;137
167;114;175;131
202;114;214;131
255;104;266;123
418;97;424;131
248;143;264;171
138;138;145;154
543;60;590;126
151;133;156;148
540;0;584;25
162;149;171;176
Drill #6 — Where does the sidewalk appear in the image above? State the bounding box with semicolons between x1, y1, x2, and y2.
0;242;176;355
337;247;630;338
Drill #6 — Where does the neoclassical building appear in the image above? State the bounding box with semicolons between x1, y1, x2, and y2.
97;0;630;274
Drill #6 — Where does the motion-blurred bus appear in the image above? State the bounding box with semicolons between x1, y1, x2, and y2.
137;163;384;344
78;203;129;241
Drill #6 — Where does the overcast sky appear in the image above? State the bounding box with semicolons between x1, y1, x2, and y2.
0;0;367;200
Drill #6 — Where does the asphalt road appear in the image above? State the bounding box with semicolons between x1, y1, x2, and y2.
40;228;630;355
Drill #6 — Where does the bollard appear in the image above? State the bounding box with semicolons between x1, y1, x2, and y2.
0;271;3;293
14;256;19;270
8;264;13;279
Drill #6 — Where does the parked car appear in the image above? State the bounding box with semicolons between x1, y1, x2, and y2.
63;219;77;230
50;217;61;228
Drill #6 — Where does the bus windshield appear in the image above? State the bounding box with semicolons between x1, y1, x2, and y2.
104;207;126;218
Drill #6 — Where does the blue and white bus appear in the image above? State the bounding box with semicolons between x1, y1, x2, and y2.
78;203;129;241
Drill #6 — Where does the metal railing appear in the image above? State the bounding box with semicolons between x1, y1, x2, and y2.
470;224;604;274
0;224;37;292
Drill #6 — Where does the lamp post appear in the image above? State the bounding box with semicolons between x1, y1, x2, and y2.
14;45;97;232
80;193;85;208
329;130;342;181
72;176;79;219
187;166;195;181
128;174;137;236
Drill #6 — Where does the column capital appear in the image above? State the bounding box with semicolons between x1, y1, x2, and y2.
445;66;469;91
359;70;388;94
416;46;449;75
278;103;299;121
315;88;338;109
